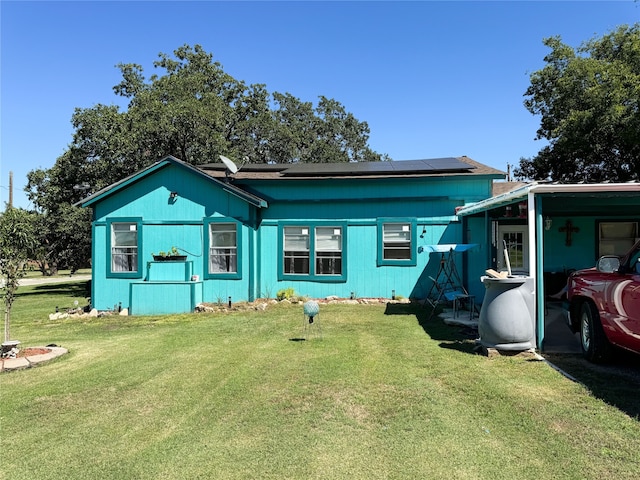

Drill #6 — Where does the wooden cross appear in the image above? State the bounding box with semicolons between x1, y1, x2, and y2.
559;220;579;246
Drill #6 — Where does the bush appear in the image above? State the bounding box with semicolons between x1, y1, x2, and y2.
276;287;296;301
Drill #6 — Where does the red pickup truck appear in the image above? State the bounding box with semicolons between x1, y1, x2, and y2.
566;240;640;363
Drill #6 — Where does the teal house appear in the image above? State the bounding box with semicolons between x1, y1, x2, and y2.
80;155;504;315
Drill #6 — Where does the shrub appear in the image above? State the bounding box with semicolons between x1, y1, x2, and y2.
276;287;296;301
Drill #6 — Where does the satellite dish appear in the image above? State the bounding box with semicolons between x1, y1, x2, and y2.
219;155;238;174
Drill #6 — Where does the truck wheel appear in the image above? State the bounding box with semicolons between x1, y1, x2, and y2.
580;302;611;363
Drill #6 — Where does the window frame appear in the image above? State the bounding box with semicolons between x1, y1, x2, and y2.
282;225;311;276
204;218;242;280
106;218;143;279
377;218;417;267
314;226;344;277
597;220;639;258
278;222;347;282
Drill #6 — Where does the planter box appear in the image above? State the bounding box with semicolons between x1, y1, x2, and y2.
152;255;187;262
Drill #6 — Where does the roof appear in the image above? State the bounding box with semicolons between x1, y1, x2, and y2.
492;181;528;197
198;156;505;181
456;181;640;216
77;155;506;209
78;156;268;209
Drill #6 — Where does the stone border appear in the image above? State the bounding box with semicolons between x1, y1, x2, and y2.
0;346;68;373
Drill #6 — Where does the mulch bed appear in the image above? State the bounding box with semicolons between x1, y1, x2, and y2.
16;347;51;358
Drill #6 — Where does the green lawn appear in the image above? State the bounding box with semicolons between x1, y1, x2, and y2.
2;282;639;479
20;267;92;279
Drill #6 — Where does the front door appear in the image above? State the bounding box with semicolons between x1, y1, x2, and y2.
497;225;529;274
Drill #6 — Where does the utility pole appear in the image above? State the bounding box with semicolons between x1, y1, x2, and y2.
8;171;13;208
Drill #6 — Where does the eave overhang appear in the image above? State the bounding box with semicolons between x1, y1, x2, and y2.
456;182;640;217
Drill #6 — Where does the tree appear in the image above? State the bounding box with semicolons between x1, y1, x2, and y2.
0;207;37;342
25;155;92;275
517;24;640;182
25;45;386;270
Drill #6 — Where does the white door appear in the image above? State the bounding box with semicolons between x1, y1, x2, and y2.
497;225;529;274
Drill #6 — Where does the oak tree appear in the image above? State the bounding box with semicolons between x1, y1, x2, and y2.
517;24;640;182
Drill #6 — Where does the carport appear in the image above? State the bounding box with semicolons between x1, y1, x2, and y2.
455;181;640;351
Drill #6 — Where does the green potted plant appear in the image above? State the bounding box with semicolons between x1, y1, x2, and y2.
152;246;187;262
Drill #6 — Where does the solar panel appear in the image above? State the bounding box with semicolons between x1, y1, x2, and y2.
421;158;474;170
280;158;474;177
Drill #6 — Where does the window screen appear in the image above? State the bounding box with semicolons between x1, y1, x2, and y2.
315;227;342;275
284;226;310;274
209;223;237;273
383;223;411;260
111;222;138;272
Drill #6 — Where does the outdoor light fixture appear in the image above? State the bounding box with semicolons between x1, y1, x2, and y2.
545;217;553;231
420;226;427;238
169;191;178;199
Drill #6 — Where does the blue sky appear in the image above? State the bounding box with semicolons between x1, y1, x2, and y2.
2;1;639;209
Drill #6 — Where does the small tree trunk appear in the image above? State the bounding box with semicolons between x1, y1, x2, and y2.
4;307;10;343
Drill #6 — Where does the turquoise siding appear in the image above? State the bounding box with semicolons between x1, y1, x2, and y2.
463;216;492;301
88;160;498;314
257;219;463;301
130;281;202;315
542;217;601;272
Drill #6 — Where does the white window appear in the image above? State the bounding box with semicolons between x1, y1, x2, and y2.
111;222;138;272
315;227;342;275
498;226;528;272
209;223;237;273
383;223;412;260
284;226;310;274
599;221;638;257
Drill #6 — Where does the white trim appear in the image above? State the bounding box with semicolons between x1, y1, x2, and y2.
527;190;536;289
456;182;640;217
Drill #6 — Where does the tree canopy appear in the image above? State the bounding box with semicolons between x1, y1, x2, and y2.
516;24;640;183
25;44;387;273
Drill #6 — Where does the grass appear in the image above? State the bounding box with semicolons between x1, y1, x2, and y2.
20;267;91;280
2;282;640;479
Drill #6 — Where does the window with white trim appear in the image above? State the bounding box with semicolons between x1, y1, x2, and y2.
383;223;412;260
280;223;347;281
209;223;237;273
284;226;310;274
111;222;138;272
315;227;342;275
